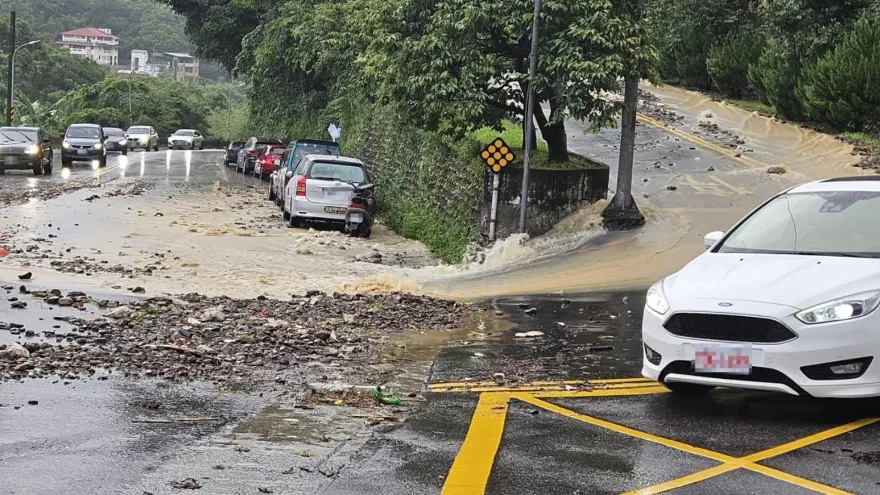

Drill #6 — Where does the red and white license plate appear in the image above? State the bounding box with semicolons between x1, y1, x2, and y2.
693;344;752;374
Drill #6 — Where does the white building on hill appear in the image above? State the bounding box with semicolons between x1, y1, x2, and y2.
55;27;119;66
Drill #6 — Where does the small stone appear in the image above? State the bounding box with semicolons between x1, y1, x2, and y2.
17;272;32;280
27;400;38;406
524;307;537;315
58;297;74;307
107;306;134;318
46;296;61;305
11;301;26;309
132;287;146;294
767;166;786;175
707;166;715;172
667;185;678;191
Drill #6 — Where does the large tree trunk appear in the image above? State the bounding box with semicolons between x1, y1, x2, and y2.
533;95;568;162
541;122;568;163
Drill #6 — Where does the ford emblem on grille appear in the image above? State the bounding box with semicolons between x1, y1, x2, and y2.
718;302;733;307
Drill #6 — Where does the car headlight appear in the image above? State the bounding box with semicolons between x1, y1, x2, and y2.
646;281;670;315
140;137;148;144
93;143;103;150
119;139;126;145
62;140;71;149
24;144;40;155
795;291;880;324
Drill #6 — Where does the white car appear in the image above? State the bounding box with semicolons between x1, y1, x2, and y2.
642;177;880;399
125;125;159;151
282;155;370;229
168;129;204;150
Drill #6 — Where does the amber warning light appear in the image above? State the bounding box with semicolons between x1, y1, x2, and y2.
480;138;515;174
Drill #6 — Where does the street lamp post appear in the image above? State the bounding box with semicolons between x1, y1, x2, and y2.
228;81;245;140
5;12;39;126
518;0;543;233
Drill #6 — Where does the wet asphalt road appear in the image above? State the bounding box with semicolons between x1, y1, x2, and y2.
328;295;880;495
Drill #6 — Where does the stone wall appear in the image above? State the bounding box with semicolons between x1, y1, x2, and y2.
482;160;609;239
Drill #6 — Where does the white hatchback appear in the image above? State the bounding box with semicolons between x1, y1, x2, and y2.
642;177;880;398
282;155;370;228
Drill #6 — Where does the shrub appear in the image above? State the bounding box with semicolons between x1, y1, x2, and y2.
747;40;805;119
706;35;764;97
797;13;880;130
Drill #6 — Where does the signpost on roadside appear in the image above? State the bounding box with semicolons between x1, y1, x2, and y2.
5;12;15;126
328;123;341;142
480;138;515;241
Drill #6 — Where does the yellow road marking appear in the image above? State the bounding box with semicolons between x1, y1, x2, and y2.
212;180;220;197
530;386;669;398
741;416;879;463
441;393;509;495
636;112;774;171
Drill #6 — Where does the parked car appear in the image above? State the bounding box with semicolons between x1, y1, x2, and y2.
282;154;373;229
168;129;204;150
253;144;286;180
643;177;880;398
0;126;53;175
225;141;245;165
125;125;159;151
269;139;341;206
102;127;128;155
236;137;283;174
61;124;107;168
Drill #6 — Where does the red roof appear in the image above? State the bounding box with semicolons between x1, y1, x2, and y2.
60;27;118;39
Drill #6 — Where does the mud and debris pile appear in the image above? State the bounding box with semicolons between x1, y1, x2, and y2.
0;291;470;383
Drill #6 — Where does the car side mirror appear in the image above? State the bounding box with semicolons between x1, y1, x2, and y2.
59;133;65;140
286;171;294;178
42;137;51;144
704;231;724;250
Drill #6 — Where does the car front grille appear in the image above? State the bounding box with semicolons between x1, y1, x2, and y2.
664;313;797;344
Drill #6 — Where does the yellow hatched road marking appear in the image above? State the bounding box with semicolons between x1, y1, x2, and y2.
428;377;653;392
440;393;509;495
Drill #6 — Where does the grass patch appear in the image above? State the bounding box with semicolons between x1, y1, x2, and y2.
510;150;604;170
840;131;880;149
725;98;775;115
474;120;547;152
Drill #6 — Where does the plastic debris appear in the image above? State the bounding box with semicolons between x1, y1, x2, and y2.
515;331;544;339
371;385;401;406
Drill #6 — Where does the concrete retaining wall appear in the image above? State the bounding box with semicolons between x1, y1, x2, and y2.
482;159;609;239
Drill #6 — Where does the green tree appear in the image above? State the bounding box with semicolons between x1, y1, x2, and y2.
373;0;656;163
706;34;764;97
798;12;880;130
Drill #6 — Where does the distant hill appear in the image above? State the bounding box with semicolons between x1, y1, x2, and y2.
6;0;193;64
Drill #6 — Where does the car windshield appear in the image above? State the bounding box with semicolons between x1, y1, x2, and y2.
67;127;101;139
128;127;150;134
0;129;37;142
716;191;880;258
174;130;195;136
230;141;244;148
104;128;124;136
309;162;366;183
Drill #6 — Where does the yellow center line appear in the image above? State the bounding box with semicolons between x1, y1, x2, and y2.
636;112;773;170
441;392;509;495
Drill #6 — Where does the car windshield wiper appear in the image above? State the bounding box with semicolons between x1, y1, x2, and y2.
794;251;879;259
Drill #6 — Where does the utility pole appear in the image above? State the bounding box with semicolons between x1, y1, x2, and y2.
5;11;15;126
602;0;645;229
519;0;542;233
128;68;133;119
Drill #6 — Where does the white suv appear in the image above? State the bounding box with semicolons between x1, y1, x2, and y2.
125;125;159;151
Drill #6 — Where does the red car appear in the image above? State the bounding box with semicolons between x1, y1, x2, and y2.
253;144;286;180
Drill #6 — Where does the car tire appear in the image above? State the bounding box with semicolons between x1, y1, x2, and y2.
99;155;107;168
122;148;128;156
43;163;52;175
153;143;159;152
0;167;5;175
32;163;42;176
268;183;276;201
199;144;203;150
290;214;302;228
61;159;71;168
283;205;291;221
663;382;714;396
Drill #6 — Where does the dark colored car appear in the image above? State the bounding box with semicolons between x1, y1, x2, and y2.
225;141;245;166
102;127;128;155
269;139;341;206
0;126;53;175
253;144;286;180
61;124;107;168
236;137;283;174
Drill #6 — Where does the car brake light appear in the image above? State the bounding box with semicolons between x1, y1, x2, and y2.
296;176;306;196
247;148;259;156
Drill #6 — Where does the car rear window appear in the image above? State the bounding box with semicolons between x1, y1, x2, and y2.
268;147;285;155
308;162;366;183
104;128;124;136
